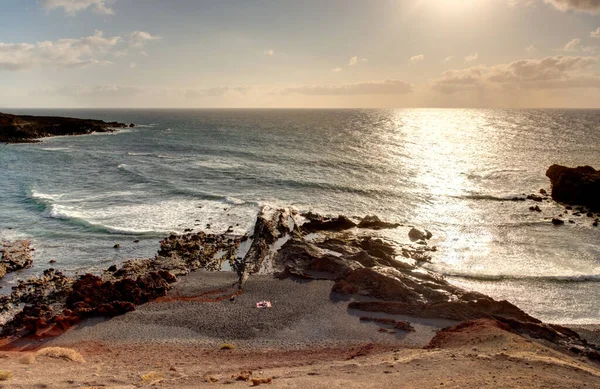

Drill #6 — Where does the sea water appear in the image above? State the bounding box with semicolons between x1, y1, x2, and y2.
1;108;599;324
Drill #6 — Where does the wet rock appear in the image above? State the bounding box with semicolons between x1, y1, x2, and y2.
357;215;401;230
546;165;600;211
301;215;356;232
529;205;541;212
408;227;432;242
113;244;120;249
539;189;547;195
527;194;543;202
552;218;565;226
1;240;33;280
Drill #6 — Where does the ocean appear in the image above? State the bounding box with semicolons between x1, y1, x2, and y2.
1;108;599;324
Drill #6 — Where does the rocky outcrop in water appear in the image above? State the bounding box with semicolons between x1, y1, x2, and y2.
546;165;600;211
0;112;131;143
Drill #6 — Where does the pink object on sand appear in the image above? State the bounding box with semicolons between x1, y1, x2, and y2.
256;300;272;309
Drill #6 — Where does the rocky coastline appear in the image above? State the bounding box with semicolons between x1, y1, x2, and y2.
1;206;599;364
0;111;133;143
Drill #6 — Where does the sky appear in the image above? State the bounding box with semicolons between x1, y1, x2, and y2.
1;0;600;108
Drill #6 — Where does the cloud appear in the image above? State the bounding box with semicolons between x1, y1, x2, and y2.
38;84;252;99
526;45;537;52
465;53;479;62
431;55;600;94
592;27;600;38
129;31;160;48
43;0;115;16
331;67;343;72
280;80;414;95
264;49;275;56
510;0;600;13
410;54;424;63
444;56;455;63
349;56;358;66
0;30;121;71
129;62;136;69
564;38;581;51
545;0;600;12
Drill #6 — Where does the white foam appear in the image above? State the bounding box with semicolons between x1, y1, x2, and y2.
40;147;72;152
127;152;153;156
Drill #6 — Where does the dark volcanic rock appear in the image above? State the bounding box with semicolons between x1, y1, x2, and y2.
301;214;357;232
0;111;129;143
546;164;600;211
357;215;401;230
408;227;432;241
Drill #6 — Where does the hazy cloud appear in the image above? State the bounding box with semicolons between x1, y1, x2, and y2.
0;30;120;71
444;56;455;63
545;0;600;12
331;67;343;72
349;56;358;66
39;84;251;99
43;0;115;16
129;31;160;48
264;49;275;56
592;27;600;38
465;53;479;62
510;0;600;13
564;38;581;51
281;80;414;95
410;54;424;63
431;55;600;93
526;45;537;52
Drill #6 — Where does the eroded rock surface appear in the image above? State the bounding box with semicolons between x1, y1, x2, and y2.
0;240;33;280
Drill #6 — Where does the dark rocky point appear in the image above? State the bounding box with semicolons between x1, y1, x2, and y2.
0;111;129;143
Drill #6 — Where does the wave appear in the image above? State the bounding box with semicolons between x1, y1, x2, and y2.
39;147;73;152
134;123;158;128
127;152;154;156
446;272;600;283
43;204;166;236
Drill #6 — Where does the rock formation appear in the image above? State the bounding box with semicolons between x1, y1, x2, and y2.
0;240;33;280
0;112;130;143
546;164;600;211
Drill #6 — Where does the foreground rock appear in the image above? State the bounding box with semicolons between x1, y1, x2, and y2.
0;112;131;143
546;164;600;211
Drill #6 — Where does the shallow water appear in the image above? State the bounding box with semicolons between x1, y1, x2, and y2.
1;108;599;324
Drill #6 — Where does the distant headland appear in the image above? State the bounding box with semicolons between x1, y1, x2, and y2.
0;112;133;143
